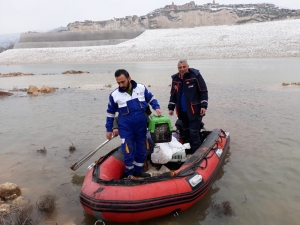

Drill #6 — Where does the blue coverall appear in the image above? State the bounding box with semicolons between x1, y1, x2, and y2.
106;80;160;176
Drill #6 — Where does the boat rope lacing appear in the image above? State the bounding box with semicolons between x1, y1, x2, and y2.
172;131;226;177
94;219;105;225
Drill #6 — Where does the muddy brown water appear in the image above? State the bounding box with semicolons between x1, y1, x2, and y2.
0;58;300;225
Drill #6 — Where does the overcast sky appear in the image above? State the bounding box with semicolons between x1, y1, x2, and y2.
0;0;299;35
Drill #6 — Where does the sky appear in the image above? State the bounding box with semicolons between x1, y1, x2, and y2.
0;0;299;35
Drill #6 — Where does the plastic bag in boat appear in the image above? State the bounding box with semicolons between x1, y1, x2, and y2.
151;136;187;164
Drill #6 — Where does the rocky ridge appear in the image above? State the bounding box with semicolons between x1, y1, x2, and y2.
67;1;300;31
0;19;299;64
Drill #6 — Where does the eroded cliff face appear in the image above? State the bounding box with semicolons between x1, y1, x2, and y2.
150;10;240;28
68;10;241;31
67;1;300;32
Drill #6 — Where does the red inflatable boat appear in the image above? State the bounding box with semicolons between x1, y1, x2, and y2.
80;128;230;223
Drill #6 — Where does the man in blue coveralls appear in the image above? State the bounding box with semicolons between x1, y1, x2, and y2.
106;69;162;178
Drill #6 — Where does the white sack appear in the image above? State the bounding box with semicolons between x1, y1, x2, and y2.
151;136;187;164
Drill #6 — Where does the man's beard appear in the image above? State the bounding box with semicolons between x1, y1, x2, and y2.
121;81;130;91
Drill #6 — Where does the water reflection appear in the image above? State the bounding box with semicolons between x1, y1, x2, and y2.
214;148;231;181
71;174;85;186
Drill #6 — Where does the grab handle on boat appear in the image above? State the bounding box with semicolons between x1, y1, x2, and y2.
173;211;179;217
94;219;105;225
172;209;180;217
70;136;114;171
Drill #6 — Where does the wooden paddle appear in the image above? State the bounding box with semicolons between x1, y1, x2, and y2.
70;137;114;171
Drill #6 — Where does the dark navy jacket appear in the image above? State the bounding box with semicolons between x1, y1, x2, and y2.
168;68;208;121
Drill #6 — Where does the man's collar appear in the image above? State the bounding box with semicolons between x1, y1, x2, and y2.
178;69;189;79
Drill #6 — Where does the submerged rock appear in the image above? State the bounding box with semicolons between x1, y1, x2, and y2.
0;203;10;215
291;82;300;85
27;85;39;94
62;70;89;74
62;222;76;225
0;182;21;200
0;72;34;77
27;85;55;95
5;194;18;200
12;196;30;207
0;91;13;96
40;86;55;93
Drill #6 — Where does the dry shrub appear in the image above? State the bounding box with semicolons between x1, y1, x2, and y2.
0;203;34;225
0;194;58;224
36;194;57;214
0;215;11;225
69;145;76;153
36;147;47;156
12;204;34;225
68;139;76;153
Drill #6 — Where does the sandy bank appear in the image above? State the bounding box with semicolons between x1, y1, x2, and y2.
0;19;299;65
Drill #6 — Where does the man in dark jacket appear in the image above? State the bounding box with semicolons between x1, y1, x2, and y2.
168;59;208;154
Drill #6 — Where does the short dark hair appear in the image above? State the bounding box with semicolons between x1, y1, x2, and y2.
115;69;130;78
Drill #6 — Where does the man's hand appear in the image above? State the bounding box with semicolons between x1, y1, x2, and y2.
200;108;206;116
169;110;174;116
112;129;119;137
106;132;113;140
155;109;162;116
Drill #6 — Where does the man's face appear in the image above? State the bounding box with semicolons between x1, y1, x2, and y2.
116;74;131;91
178;62;189;76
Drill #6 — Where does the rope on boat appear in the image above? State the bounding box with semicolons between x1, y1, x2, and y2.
94;219;105;225
171;131;224;178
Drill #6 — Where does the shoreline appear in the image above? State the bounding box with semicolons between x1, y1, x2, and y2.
0;55;300;66
0;19;299;65
1;56;299;66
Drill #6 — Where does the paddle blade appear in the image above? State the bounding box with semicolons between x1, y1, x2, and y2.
70;163;78;171
69;138;112;171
